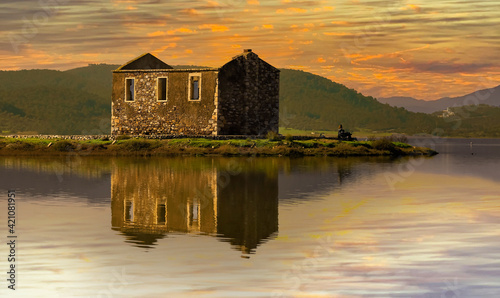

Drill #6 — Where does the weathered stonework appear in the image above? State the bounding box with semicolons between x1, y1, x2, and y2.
112;69;218;135
218;50;280;135
111;50;280;136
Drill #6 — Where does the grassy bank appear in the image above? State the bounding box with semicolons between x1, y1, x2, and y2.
0;136;437;157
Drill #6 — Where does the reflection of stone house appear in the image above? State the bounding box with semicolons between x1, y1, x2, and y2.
111;159;279;254
111;49;280;136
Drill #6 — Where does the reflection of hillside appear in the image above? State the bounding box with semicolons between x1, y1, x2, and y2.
0;157;111;204
111;159;279;255
278;157;397;201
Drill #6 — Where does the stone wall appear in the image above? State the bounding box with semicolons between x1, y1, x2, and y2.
111;50;280;136
217;51;280;135
111;69;219;136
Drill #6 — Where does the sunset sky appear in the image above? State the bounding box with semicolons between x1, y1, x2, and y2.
1;0;499;100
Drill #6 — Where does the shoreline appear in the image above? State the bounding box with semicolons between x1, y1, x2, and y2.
0;136;438;157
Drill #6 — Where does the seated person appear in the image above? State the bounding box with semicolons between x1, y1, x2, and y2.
338;124;345;139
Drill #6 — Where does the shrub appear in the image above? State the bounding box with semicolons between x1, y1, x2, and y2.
266;131;280;141
5;142;35;151
214;144;238;155
297;140;318;148
229;140;251;147
390;134;408;143
53;140;75;152
371;137;395;151
284;134;294;142
189;139;213;148
122;139;152;151
332;142;353;154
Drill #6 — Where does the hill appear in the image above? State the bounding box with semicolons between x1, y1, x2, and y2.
279;69;438;134
432;104;500;137
0;65;499;137
0;64;117;135
378;85;500;113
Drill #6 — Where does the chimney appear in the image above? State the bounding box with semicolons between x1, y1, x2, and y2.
243;49;252;53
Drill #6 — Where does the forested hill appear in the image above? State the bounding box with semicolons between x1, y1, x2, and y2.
279;69;437;134
0;65;499;136
0;64;117;135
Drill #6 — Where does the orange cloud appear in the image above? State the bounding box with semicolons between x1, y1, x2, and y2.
247;0;260;5
181;8;200;16
151;43;177;55
317;57;326;63
323;32;352;36
198;24;229;32
166;27;195;35
276;7;308;14
290;25;310;32
287;65;310;70
147;31;165;37
206;0;221;7
404;4;422;13
331;21;350;26
313;6;334;12
262;24;274;29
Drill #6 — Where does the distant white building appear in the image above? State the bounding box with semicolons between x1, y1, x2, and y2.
439;107;456;118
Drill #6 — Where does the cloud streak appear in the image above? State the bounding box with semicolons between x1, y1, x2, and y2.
0;0;498;99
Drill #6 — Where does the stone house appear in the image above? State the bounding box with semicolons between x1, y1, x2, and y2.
111;49;280;136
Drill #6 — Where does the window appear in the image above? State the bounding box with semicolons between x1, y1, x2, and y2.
157;77;168;101
125;201;134;222
188;198;200;228
188;73;201;101
157;203;166;224
125;78;135;102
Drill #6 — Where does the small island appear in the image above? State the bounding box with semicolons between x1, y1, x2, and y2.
0;135;437;157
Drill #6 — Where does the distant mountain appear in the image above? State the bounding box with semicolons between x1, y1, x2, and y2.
378;85;500;113
0;65;499;136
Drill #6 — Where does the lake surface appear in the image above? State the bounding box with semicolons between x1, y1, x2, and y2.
0;138;499;297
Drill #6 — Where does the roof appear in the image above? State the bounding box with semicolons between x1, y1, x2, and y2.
227;49;280;72
115;53;174;71
114;50;278;73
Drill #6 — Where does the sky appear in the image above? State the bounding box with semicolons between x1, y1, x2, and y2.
1;0;499;100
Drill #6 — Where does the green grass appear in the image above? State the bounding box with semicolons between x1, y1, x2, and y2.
279;127;404;139
0;137;436;157
279;127;338;137
80;139;113;145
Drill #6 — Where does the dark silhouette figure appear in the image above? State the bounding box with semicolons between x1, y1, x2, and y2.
337;124;356;141
338;124;345;139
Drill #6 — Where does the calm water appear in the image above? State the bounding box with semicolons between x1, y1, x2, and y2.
0;138;499;297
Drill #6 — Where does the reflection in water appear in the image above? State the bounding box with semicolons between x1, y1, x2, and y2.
2;148;499;297
111;159;279;255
